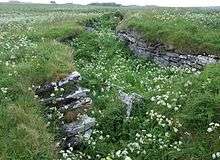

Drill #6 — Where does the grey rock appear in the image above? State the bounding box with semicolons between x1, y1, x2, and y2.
35;70;95;151
117;30;218;69
36;71;81;95
83;129;93;140
58;71;81;87
59;97;92;112
85;26;96;32
64;115;95;137
197;55;217;65
118;90;143;118
41;87;90;106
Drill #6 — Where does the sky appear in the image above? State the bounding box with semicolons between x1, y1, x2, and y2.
1;0;220;7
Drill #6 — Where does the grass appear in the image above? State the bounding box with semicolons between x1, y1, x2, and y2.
118;8;220;56
63;13;220;160
0;4;220;160
0;5;89;159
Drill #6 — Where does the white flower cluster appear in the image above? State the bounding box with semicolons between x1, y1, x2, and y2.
207;122;220;133
184;80;192;87
59;149;92;160
212;152;220;159
146;110;182;133
1;87;8;94
136;131;182;151
150;91;185;111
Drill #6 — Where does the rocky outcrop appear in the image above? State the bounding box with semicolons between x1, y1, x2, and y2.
35;71;95;150
117;30;219;69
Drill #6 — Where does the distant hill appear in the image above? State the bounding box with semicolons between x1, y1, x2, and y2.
145;5;159;7
8;0;21;3
88;2;122;7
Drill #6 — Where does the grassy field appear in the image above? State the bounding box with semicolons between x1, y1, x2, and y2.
0;3;220;160
118;8;220;56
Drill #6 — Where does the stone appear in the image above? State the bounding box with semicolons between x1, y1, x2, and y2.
85;26;96;32
118;90;143;118
60;97;92;112
61;115;95;148
117;30;218;69
35;70;95;151
58;71;81;87
36;71;81;95
154;56;170;66
64;115;96;137
41;87;90;106
63;98;93;123
118;32;136;43
197;55;217;65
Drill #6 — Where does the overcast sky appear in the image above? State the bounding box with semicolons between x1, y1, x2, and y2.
1;0;220;7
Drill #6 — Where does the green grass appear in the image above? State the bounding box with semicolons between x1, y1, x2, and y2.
59;13;220;160
0;6;89;159
0;4;220;160
118;8;220;56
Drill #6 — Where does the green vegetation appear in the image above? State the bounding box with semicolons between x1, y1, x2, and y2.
0;5;87;159
118;8;220;55
0;4;219;160
65;13;220;160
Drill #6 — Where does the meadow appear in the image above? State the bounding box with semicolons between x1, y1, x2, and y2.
0;3;219;160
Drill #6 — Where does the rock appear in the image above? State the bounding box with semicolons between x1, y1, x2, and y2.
197;55;217;65
64;87;89;100
62;135;82;149
83;129;93;140
60;97;92;112
41;87;90;106
35;70;95;151
118;90;143;118
117;30;218;69
118;31;136;43
61;128;93;149
58;71;81;87
64;115;95;137
36;71;81;95
61;115;95;149
154;56;170;66
63;98;92;123
85;26;96;32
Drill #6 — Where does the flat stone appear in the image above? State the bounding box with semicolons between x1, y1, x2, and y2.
41;87;90;106
197;55;217;65
60;97;92;112
64;115;96;137
36;71;81;95
58;71;81;87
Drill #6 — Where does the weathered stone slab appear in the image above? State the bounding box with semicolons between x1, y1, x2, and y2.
64;115;96;137
60;97;92;112
41;87;90;106
36;71;81;95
